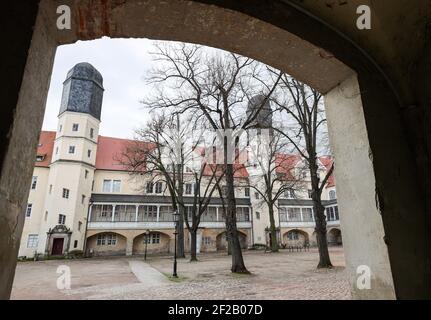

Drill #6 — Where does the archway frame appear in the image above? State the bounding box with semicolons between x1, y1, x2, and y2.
2;0;429;300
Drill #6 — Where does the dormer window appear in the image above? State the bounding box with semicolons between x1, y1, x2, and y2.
36;155;45;162
72;123;79;132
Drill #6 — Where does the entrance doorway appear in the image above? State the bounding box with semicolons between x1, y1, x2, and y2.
51;238;64;256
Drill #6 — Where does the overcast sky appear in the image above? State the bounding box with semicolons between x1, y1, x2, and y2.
43;37;162;139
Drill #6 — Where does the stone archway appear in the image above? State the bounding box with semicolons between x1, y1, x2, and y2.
328;228;343;246
216;231;247;251
86;232;127;256
283;229;309;247
133;231;171;255
2;0;431;300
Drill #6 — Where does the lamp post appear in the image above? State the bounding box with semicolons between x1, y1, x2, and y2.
144;229;150;261
173;210;179;278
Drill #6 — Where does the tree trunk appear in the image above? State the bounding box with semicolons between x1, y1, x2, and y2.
176;163;185;258
268;204;279;252
177;202;185;258
190;228;198;261
225;163;249;273
309;159;332;268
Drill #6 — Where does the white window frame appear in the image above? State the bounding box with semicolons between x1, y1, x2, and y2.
62;188;70;199
155;181;163;194
72;123;79;132
31;176;37;190
58;214;66;225
69;145;75;154
27;234;39;248
26;204;32;217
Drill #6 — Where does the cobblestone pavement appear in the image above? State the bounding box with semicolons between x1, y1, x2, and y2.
11;247;350;300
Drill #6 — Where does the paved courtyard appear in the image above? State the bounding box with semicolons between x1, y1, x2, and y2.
11;247;350;300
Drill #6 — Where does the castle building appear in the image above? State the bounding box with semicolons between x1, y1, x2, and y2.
18;63;341;259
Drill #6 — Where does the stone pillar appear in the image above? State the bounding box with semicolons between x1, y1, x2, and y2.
325;75;396;299
0;1;57;300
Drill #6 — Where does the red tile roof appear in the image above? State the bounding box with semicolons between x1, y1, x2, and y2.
319;156;335;188
34;131;333;185
35;131;56;167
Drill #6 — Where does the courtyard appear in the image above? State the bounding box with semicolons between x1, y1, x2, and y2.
11;247;350;300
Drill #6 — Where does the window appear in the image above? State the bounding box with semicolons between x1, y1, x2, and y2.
87;149;91;158
255;192;260;199
287;208;302;222
150;233;160;244
36;155;45;162
107;234;117;245
113;180;121;192
69;146;75;154
81;194;85;204
288;231;299;240
155;181;163;194
56;147;59;154
31;176;37;190
27;235;38;248
72;123;79;131
62;188;70;199
308;189;313;199
26;204;32;217
85;170;89;179
203;237;211;245
146;182;154;194
185;183;193;195
255;211;260;220
103;180;121;193
91;180;94;191
97;234;105;246
329;190;336;200
284;188;295;199
302;208;314;222
44;211;48;221
49;184;52;194
59;124;62;132
90;128;94;139
186;166;192;173
58;214;66;225
78;221;82;231
74;240;78;248
326;206;339;221
244;187;250;197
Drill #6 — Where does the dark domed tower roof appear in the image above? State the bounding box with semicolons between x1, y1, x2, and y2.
59;62;104;120
246;94;273;128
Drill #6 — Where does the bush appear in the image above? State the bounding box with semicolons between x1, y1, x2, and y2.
68;250;84;259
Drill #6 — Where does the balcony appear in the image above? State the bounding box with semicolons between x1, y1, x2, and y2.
88;203;252;230
279;205;340;228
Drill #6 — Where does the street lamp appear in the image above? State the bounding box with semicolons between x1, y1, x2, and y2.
172;210;180;278
144;229;150;261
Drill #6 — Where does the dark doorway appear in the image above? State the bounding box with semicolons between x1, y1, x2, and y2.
51;238;64;256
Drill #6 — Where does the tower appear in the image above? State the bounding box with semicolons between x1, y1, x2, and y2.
245;95;278;246
38;63;104;256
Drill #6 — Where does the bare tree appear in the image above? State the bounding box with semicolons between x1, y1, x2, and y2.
142;42;281;273
273;76;334;268
120;114;189;258
246;128;303;252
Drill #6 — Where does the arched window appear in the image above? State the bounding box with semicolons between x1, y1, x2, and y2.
329;190;336;200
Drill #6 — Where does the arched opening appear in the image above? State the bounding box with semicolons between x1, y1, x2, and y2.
283;229;309;247
216;231;247;251
328;228;343;246
86;232;127;256
133;231;171;255
4;0;431;300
